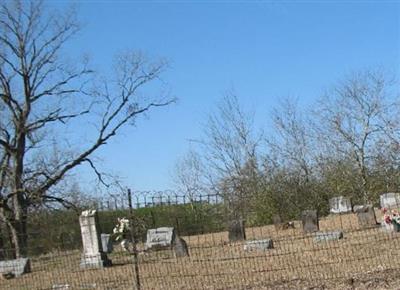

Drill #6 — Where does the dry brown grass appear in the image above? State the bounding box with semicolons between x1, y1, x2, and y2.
2;211;400;290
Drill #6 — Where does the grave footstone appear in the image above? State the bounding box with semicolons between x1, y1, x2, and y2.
354;205;377;228
313;231;343;243
228;219;246;242
0;258;30;277
243;239;273;251
380;193;400;209
173;237;189;257
100;234;113;254
79;210;111;269
329;196;352;214
301;210;319;233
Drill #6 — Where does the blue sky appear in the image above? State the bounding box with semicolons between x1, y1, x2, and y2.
51;1;400;191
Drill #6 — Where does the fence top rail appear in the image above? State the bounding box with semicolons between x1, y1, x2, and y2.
96;190;223;210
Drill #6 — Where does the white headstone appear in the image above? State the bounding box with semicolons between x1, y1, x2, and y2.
145;227;175;250
100;234;113;253
329;196;352;214
0;258;30;277
79;210;111;269
380;193;400;209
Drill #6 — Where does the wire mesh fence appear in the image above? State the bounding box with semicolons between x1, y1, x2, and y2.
1;191;400;289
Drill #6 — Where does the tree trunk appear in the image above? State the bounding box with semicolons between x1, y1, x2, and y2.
0;199;29;258
0;228;5;261
10;217;28;258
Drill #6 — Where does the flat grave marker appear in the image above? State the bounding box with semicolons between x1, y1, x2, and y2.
243;239;273;251
313;231;344;243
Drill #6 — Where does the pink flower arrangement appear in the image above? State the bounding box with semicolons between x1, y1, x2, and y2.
382;208;400;228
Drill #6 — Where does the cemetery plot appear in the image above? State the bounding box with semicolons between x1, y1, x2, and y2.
2;213;400;290
2;201;400;289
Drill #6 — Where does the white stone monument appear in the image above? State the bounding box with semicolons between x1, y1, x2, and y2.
329;196;352;214
145;227;175;250
79;210;111;269
380;193;400;209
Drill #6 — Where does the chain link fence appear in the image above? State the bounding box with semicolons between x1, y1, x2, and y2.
1;191;400;289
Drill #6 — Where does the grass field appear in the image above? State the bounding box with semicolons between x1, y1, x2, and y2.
2;211;400;289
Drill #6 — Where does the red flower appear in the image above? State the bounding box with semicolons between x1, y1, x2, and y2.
384;214;392;224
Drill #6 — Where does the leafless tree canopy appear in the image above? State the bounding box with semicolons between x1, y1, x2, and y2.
0;1;173;257
174;70;400;223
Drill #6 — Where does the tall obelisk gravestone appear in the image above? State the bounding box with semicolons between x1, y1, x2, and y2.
79;210;111;269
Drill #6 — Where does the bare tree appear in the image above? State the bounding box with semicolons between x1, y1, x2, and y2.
315;69;396;203
265;98;323;216
268;98;314;182
199;93;263;219
173;150;207;206
0;1;173;257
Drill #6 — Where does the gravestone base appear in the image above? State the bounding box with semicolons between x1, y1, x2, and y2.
80;252;111;269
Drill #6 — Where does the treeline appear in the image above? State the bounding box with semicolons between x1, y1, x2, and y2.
0;203;225;257
173;69;400;223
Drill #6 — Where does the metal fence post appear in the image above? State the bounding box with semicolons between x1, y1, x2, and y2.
128;188;141;290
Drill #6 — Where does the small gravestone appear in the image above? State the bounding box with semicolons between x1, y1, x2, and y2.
354;205;377;228
100;234;113;253
329;196;352;214
380;193;400;209
0;258;30;277
301;210;319;233
272;214;283;231
313;231;343;243
173;237;189;257
243;239;273;251
145;227;175;250
228;219;246;242
145;227;189;257
79;210;111;269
